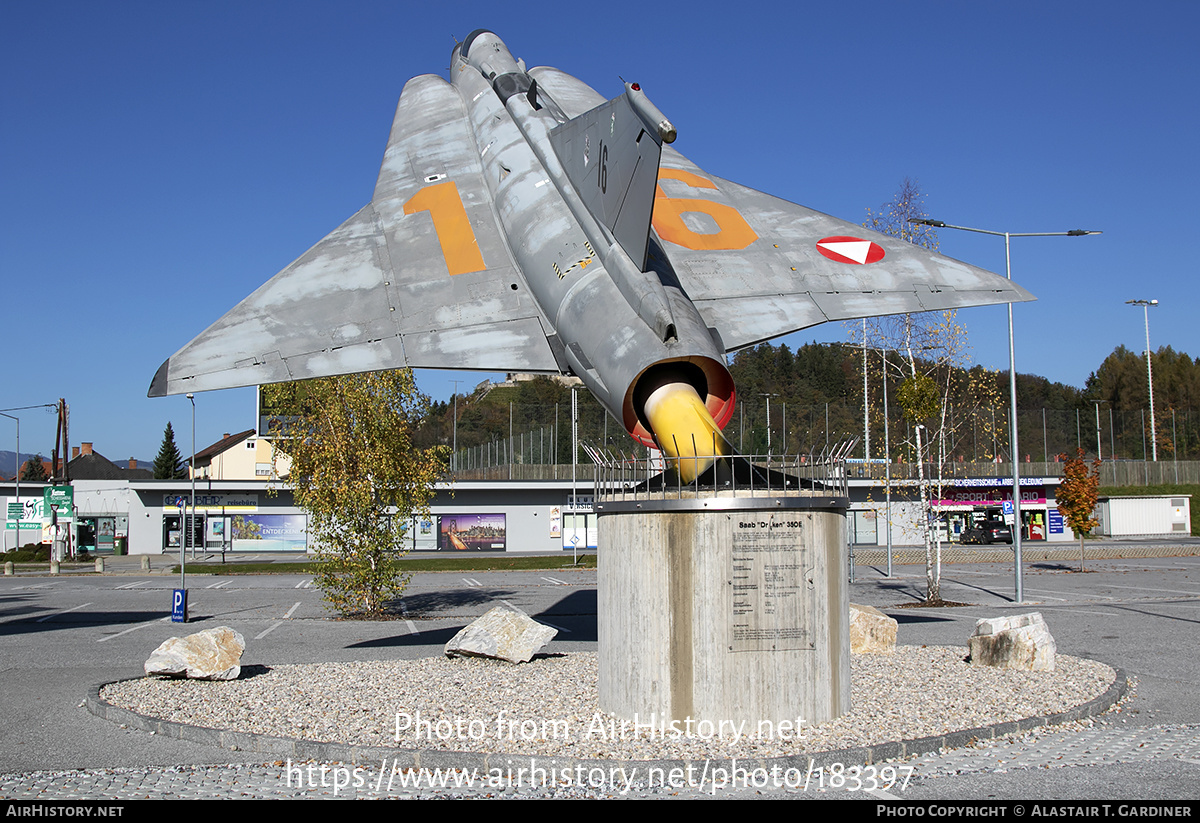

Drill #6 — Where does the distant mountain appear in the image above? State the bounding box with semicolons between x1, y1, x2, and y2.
0;451;37;479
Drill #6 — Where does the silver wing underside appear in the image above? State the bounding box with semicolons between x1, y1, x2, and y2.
149;75;559;397
531;67;1033;353
150;67;1032;397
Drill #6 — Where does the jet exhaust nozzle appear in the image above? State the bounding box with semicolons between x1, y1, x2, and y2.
642;380;732;483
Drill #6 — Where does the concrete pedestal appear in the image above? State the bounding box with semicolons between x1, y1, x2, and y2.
597;495;849;729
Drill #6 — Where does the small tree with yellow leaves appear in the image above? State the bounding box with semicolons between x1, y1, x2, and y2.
265;369;449;617
1056;448;1100;572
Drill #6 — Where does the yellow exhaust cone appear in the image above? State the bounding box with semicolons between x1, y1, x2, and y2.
643;382;731;483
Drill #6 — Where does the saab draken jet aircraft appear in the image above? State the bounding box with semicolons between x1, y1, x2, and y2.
150;29;1033;481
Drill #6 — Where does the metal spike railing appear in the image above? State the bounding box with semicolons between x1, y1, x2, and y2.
589;439;856;504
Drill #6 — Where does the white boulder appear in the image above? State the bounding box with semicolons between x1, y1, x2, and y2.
849;603;898;654
145;626;246;680
969;612;1056;671
445;605;557;664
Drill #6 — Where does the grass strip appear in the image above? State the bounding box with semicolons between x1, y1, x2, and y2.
169;554;596;575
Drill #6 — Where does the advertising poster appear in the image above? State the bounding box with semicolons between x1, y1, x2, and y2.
230;514;308;552
438;514;505;552
5;497;43;531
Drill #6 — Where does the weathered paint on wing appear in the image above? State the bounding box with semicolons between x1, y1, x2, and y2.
150;31;1034;468
149;73;558;398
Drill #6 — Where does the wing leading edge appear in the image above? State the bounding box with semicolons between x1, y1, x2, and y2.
148;74;559;398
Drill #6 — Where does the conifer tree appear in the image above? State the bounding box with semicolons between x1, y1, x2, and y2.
20;454;48;482
153;422;187;479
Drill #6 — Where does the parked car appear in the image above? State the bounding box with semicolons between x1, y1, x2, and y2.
960;520;1013;545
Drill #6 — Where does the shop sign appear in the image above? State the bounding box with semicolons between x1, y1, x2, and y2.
161;493;258;511
933;479;1046;507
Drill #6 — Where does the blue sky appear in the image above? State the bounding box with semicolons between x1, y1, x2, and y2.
2;0;1196;463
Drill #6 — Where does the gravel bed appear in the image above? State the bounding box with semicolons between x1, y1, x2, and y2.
101;647;1115;761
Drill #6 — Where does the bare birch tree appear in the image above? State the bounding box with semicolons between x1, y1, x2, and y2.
858;179;1003;603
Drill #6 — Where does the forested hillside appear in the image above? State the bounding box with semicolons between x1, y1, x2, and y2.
415;342;1200;464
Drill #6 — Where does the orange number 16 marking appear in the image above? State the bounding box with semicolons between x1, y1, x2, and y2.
403;180;486;276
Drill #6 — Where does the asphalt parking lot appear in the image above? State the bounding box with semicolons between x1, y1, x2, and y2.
1;547;1198;800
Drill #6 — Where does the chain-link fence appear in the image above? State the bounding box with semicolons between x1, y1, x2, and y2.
446;398;1200;484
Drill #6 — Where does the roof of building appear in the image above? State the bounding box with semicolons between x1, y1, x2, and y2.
67;449;153;481
193;429;257;467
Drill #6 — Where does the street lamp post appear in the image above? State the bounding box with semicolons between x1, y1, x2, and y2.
909;219;1100;604
1;404;59;552
188;394;196;561
1125;299;1159;462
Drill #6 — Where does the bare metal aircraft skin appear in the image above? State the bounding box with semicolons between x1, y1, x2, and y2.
149;30;1033;469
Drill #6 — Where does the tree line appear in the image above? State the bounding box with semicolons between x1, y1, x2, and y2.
409;341;1200;465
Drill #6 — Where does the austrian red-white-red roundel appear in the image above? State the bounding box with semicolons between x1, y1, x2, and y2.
816;236;885;265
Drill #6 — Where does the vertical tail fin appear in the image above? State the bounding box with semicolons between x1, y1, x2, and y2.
548;84;674;271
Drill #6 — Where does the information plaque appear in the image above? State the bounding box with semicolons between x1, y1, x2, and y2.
729;514;814;652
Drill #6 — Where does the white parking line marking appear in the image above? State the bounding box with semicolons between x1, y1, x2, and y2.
535;618;570;633
1102;583;1200;597
398;602;417;635
98;615;171;642
36;602;92;623
463;578;482;587
115;581;149;589
541;576;568;585
283;601;301;619
294;579;313;589
256;622;282;640
1036;606;1122;617
1013;590;1067;601
205;580;231;589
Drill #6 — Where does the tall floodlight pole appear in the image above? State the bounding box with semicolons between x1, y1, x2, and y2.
760;393;777;453
879;349;893;577
910;219;1100;604
863;318;870;463
571;386;578;565
0;412;17;551
449;379;462;473
1126;299;1159;462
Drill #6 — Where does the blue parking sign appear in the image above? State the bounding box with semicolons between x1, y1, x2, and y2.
172;588;189;622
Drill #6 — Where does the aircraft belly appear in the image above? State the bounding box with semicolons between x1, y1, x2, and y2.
457;69;585;341
527;67;606;118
